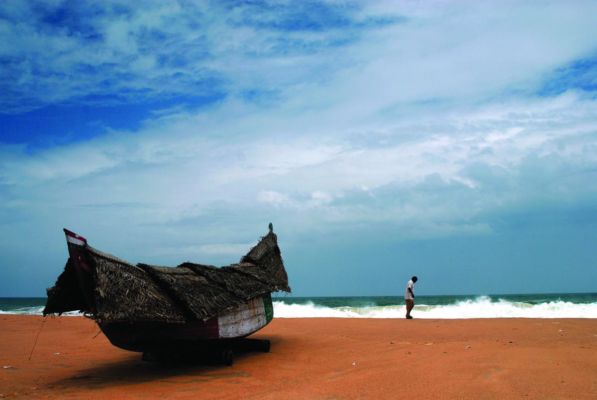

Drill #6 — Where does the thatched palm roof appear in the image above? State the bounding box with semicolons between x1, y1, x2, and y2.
44;230;290;323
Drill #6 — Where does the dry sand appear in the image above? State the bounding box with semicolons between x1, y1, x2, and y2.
1;315;596;399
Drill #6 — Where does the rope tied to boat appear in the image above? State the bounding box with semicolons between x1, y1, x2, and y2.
28;317;47;361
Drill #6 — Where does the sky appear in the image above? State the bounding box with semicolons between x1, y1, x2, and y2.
1;0;596;297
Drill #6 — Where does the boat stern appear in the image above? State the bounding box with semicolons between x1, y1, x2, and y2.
43;229;97;316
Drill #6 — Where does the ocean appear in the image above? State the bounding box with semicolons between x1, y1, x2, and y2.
2;293;597;318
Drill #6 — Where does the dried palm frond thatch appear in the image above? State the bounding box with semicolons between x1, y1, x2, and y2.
43;228;290;324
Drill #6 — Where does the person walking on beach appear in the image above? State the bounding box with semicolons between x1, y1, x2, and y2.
405;276;418;319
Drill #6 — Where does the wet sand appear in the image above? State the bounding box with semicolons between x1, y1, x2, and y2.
1;315;596;399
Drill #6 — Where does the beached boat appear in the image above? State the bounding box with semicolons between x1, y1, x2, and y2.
43;224;290;363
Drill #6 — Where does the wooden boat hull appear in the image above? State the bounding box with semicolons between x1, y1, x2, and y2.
43;227;289;354
99;294;274;352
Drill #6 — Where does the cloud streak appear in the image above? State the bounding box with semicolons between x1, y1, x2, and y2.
0;0;402;114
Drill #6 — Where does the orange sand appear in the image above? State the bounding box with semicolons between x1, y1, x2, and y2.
1;315;596;399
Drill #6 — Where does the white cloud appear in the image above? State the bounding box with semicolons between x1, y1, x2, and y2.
3;1;596;113
258;190;291;207
1;1;597;267
2;91;595;246
155;242;254;258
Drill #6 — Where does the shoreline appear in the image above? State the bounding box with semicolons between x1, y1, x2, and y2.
1;315;596;399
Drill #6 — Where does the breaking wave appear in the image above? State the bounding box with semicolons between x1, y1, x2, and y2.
0;306;46;315
2;295;597;318
272;296;597;319
0;306;82;316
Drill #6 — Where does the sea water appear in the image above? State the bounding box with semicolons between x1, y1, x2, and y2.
2;293;597;318
0;298;47;315
271;293;597;318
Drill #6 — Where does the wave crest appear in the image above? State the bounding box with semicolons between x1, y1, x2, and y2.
273;296;597;318
3;296;596;318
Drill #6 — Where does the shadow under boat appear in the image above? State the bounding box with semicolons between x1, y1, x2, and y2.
46;334;286;393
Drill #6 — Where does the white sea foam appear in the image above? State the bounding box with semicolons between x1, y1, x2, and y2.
3;296;596;318
272;296;597;319
0;306;45;315
0;307;81;316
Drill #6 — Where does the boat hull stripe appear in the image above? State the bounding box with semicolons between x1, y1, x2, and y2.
217;296;267;338
66;236;86;246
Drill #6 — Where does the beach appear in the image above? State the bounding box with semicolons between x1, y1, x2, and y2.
1;316;596;399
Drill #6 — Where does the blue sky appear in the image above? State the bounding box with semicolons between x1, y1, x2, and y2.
1;0;596;297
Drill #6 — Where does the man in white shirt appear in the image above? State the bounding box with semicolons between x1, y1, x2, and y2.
405;276;418;319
